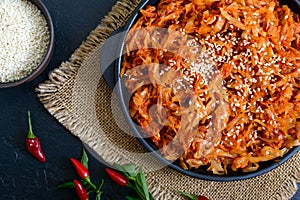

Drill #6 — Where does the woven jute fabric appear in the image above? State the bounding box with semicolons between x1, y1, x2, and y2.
36;0;300;199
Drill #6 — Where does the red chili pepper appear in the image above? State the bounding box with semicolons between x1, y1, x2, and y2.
70;158;90;180
74;179;89;200
70;158;97;191
26;111;46;163
178;191;209;200
197;196;209;200
105;168;128;187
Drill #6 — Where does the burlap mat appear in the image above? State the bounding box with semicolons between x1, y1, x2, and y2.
36;0;300;199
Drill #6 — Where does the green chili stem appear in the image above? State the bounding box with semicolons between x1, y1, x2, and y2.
96;180;104;194
85;177;97;190
178;191;197;200
27;111;36;139
128;176;136;181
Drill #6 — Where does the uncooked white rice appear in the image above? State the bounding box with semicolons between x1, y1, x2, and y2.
0;0;50;83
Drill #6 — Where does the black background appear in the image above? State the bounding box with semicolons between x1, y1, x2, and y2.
0;0;299;199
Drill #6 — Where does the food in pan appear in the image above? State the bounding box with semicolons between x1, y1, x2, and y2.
121;0;300;174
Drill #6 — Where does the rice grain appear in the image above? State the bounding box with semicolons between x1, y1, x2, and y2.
0;0;50;83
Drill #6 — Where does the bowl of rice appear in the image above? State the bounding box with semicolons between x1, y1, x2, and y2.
101;0;300;181
0;0;54;88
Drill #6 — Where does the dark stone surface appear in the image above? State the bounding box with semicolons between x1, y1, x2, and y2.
0;0;137;199
0;0;299;199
